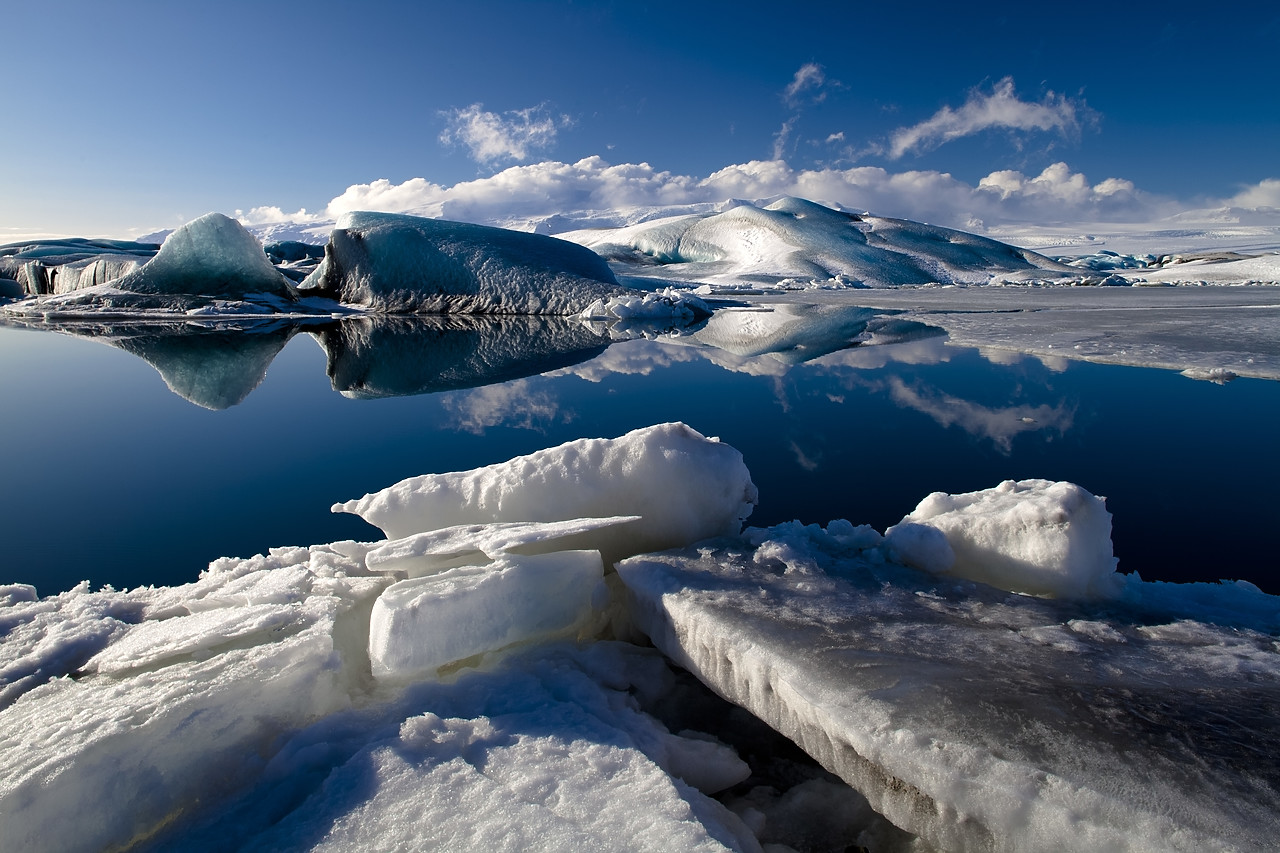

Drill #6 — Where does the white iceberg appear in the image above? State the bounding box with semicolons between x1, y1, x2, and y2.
885;478;1120;598
298;211;628;314
563;197;1076;288
333;422;759;565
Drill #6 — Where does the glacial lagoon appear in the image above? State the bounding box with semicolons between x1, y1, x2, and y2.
3;309;1276;596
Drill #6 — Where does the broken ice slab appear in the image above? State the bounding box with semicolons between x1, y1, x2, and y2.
617;524;1280;852
368;550;606;680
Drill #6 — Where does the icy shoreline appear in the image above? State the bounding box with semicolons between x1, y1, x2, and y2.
3;424;1276;852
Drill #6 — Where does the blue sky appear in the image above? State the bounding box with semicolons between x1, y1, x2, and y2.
4;0;1278;237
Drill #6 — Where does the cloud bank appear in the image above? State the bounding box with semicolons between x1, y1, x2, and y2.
888;77;1094;159
310;156;1187;231
237;159;1278;240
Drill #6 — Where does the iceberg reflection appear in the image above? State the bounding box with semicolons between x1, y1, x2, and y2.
311;315;611;399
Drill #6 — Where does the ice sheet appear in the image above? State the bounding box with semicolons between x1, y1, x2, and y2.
618;523;1280;852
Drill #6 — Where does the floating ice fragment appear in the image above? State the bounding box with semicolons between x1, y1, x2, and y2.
885;478;1119;598
334;422;758;565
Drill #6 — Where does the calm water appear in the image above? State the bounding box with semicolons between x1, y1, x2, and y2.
2;315;1277;594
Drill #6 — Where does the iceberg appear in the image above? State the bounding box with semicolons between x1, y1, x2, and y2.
563;197;1077;289
110;212;296;299
298;211;628;314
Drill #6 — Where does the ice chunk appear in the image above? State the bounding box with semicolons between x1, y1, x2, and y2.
365;516;641;578
334;422;758;565
298;211;628;314
0;544;386;853
885;478;1119;598
112;212;295;298
368;550;605;679
618;523;1280;853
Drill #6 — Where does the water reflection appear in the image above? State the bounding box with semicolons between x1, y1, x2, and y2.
0;319;300;410
311;315;610;399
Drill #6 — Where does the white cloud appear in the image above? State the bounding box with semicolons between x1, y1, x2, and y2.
784;63;828;107
772;117;798;161
888;77;1094;159
1230;178;1280;210
318;156;1181;232
439;103;571;165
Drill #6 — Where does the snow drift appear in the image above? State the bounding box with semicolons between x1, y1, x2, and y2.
298;211;628;314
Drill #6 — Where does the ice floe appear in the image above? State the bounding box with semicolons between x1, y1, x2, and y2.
2;424;1278;851
618;517;1280;852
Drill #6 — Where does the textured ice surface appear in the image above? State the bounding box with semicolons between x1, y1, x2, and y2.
618;522;1280;852
886;479;1119;599
112;212;295;298
299;211;627;314
563;197;1074;288
368;550;605;679
334;422;759;565
759;285;1280;381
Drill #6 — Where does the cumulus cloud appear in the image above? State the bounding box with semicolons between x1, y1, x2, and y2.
888;77;1095;159
439;103;571;165
318;156;1178;232
784;63;828;107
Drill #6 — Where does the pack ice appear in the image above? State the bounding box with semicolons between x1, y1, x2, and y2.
618;494;1280;852
561;197;1077;289
298;211;629;314
3;424;1277;852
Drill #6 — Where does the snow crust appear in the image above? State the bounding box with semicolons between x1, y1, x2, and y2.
886;479;1120;598
618;521;1280;853
334;422;759;566
299;211;627;314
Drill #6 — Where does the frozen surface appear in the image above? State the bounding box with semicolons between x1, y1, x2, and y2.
886;479;1120;599
299;211;627;314
334;422;759;565
563;197;1075;288
618;521;1280;852
369;550;605;680
754;286;1280;380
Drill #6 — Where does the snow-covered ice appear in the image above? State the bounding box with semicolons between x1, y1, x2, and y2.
3;423;1278;851
562;197;1077;289
618;517;1280;852
885;479;1120;599
299;211;627;314
334;422;759;565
